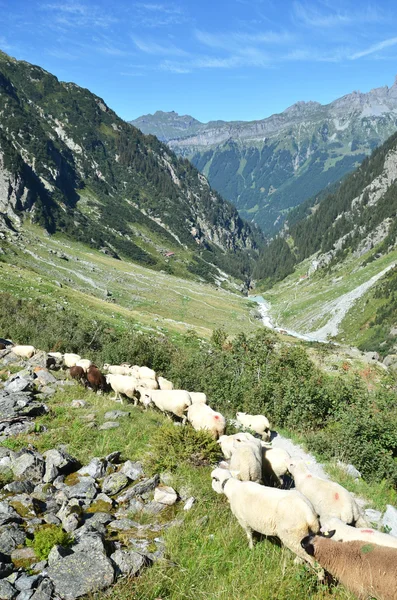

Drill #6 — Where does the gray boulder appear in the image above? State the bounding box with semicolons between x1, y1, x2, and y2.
71;532;106;555
34;370;57;387
154;486;177;505
104;410;130;420
0;524;26;554
110;549;148;577
29;579;54;600
102;472;129;496
47;545;73;566
64;477;97;501
117;475;159;503
0;579;17;600
43;449;79;484
99;422;120;430
14;575;41;592
47;551;114;599
120;460;143;481
4;377;33;394
11;452;45;483
77;458;108;479
382;504;397;537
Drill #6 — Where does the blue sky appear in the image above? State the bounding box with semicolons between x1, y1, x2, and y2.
2;0;397;122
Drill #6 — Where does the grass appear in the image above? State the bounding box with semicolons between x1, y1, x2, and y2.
1;380;372;600
1;224;261;340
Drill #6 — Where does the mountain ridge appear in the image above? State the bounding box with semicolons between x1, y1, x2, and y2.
131;77;397;234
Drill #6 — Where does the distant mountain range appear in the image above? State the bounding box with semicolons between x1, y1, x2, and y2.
0;51;262;283
131;79;397;234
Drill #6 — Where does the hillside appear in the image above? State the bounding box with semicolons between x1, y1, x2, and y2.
131;79;397;234
252;129;397;354
0;51;262;285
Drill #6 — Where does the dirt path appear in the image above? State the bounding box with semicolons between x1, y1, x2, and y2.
271;432;330;480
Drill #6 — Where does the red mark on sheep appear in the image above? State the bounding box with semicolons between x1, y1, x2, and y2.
334;493;340;500
361;529;374;534
214;415;220;420
306;474;312;478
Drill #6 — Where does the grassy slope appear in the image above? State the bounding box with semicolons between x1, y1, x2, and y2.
2;225;260;340
259;246;397;340
3;383;358;600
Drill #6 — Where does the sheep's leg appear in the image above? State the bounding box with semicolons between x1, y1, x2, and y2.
243;525;254;549
181;415;187;425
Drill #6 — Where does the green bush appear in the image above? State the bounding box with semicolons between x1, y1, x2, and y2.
27;525;73;560
145;422;221;474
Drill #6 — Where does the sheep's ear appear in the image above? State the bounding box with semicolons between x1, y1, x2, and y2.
230;470;240;478
322;530;336;539
301;535;315;556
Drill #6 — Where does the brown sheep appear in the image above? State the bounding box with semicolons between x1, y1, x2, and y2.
69;365;86;385
86;365;107;393
301;531;397;600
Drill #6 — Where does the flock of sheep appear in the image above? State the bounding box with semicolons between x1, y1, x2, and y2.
6;345;397;599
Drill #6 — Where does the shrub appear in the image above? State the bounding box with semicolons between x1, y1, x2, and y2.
145;423;221;474
27;525;73;560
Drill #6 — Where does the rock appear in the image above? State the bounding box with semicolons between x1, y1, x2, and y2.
102;472;129;496
46;551;114;599
62;514;80;533
99;421;120;430
143;502;167;515
71;532;106;555
337;461;362;479
34;370;57;387
382;504;397;537
10;494;42;519
124;499;144;515
14;575;41;592
105;451;121;464
28;352;48;370
0;513;21;528
154;486;177;506
108;518;137;532
183;497;195;511
383;354;397;370
64;477;97;501
10;547;36;565
365;508;383;526
120;460;143;481
110;549;148;577
159;472;173;485
11;452;45;484
88;493;113;512
117;475;160;503
4;481;34;494
78;458;108;479
0;562;13;578
363;351;380;362
0;580;17;600
29;579;53;600
84;512;114;527
104;410;130;420
43;449;79;484
43;514;61;526
71;400;86;408
15;592;34;600
0;524;26;554
47;545;73;566
4;377;33;394
30;560;47;573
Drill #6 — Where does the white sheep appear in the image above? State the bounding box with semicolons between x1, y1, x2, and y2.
211;467;320;566
136;377;159;390
189;392;207;404
320;517;397;549
105;374;137;403
157;376;174;390
218;432;258;459
63;353;81;368
187;403;226;439
76;359;92;373
288;460;368;527
135;387;153;409
229;441;263;483
236;412;271;441
139;389;192;422
103;364;134;376
261;443;291;487
137;366;156;380
12;345;36;359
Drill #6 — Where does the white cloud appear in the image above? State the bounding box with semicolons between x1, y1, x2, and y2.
350;36;397;59
195;29;293;50
132;37;188;56
292;1;386;28
133;2;187;27
40;2;117;28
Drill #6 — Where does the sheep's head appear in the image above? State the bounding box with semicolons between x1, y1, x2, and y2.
236;412;246;419
288;459;307;476
105;374;112;383
301;530;336;556
211;467;231;494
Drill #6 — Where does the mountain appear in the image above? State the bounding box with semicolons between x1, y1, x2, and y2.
130;79;397;235
254;128;397;354
0;51;262;284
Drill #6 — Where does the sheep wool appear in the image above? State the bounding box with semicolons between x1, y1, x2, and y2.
301;534;397;600
236;412;271;441
321;517;397;550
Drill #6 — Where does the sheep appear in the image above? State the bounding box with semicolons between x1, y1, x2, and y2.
288;460;368;527
0;343;6;350
136;377;159;390
301;531;397;600
139;389;192;422
12;345;36;359
229;441;263;483
76;359;92;373
211;467;320;566
187;403;226;439
189;392;207;404
105;374;137;403
157;376;174;390
236;412;271;441
137;366;156;380
47;352;63;369
63;353;81;368
103;364;134;376
261;443;291;487
218;432;258;459
135;387;153;409
320;517;397;550
86;365;107;393
69;365;86;384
